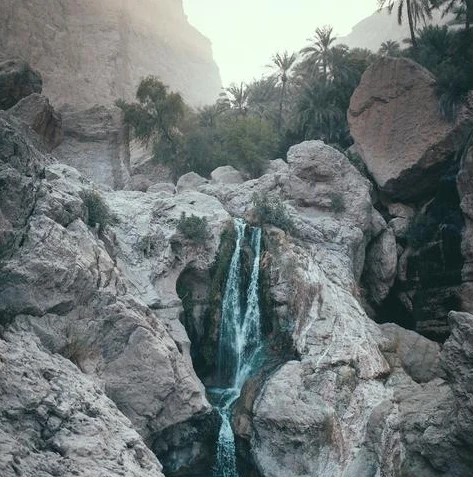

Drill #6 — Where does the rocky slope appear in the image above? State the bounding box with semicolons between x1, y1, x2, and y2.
2;69;473;476
0;0;221;108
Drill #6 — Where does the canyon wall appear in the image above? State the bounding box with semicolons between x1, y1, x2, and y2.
0;0;221;108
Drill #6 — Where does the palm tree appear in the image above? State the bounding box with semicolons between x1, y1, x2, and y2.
300;25;336;83
378;40;402;56
246;76;279;121
268;51;297;131
377;0;436;49
226;82;249;115
440;0;473;30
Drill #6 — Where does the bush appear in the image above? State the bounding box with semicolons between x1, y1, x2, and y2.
177;212;210;244
252;192;294;233
82;190;117;230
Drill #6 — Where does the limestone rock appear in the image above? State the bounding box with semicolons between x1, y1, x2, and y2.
388;216;409;239
0;331;164;477
176;171;208;193
0;113;212;474
0;59;42;110
130;140;173;184
388;202;415;219
0;112;46;260
127;174;153;192
265;158;288;174
54;105;130;190
380;323;444;383
210;165;244;184
8;93;63;151
148;182;176;195
348;57;473;200
363;227;397;304
0;0;221;108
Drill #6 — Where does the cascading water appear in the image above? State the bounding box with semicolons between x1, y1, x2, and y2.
213;218;262;477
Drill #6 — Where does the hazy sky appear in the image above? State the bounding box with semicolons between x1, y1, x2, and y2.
183;0;380;86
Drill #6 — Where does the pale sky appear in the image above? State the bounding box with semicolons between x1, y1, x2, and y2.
183;0;380;86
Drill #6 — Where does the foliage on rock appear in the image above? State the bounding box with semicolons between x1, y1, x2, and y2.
81;189;117;230
252;192;294;233
177;212;210;244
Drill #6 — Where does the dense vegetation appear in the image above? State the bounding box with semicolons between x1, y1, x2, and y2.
118;0;472;180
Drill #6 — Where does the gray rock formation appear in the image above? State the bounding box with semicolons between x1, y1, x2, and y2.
0;0;221;108
54;105;131;190
0;330;165;477
0;59;42;110
363;227;397;305
0;113;213;474
8;93;63;151
348;57;473;200
176;171;208;193
210;165;244;184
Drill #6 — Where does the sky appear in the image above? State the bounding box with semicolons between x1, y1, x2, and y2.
183;0;380;86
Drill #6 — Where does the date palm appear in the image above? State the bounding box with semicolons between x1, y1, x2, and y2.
269;51;297;131
440;0;473;30
379;40;402;56
300;25;336;83
226;82;249;115
378;0;435;49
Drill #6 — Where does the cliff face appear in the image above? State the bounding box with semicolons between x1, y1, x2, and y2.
0;0;221;108
337;2;450;51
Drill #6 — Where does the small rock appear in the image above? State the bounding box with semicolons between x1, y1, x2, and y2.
210;165;244;184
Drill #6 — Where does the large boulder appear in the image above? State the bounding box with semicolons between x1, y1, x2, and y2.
8;93;63;151
53;105;131;190
348;57;473;200
210;165;244;184
176;171;208;193
0;59;42;110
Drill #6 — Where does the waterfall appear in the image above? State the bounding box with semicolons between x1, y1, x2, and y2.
213;219;262;477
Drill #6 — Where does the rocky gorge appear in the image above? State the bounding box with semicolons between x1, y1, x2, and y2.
1;50;473;477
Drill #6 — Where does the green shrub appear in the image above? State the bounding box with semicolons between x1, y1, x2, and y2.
252;192;294;233
177;212;210;244
81;190;117;230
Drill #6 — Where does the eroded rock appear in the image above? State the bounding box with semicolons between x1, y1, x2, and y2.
348;57;473;200
8;93;63;151
54;105;130;190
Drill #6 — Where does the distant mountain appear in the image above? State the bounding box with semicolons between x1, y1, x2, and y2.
0;0;222;108
337;2;452;51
